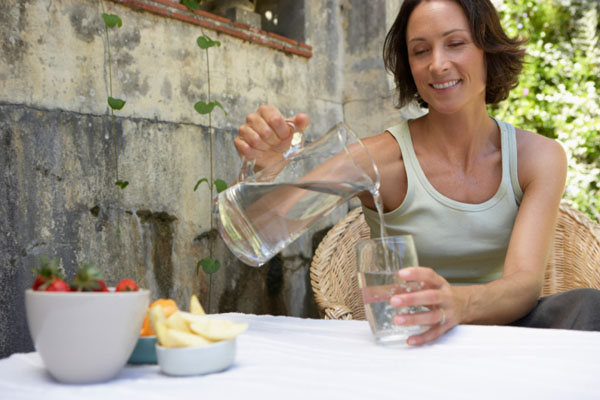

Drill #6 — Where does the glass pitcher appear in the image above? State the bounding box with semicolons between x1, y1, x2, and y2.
214;122;380;267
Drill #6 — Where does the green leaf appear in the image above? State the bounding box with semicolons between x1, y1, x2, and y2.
115;180;129;190
108;97;126;110
181;0;201;11
102;13;122;28
194;178;209;191
194;101;215;114
214;179;228;193
194;177;227;192
197;35;221;50
197;258;220;274
194;100;226;115
211;100;226;114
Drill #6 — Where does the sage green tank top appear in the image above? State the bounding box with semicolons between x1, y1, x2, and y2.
362;118;523;284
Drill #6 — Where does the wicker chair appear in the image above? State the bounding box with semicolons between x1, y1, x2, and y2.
310;203;600;320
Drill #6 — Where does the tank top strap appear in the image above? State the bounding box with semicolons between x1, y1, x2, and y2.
493;118;523;205
386;120;417;205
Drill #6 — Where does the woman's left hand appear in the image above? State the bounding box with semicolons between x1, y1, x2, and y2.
389;266;465;346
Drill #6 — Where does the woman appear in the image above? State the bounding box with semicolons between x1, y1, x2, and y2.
234;0;600;345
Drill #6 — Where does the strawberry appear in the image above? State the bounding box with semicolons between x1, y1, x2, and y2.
32;257;64;290
43;279;71;292
94;279;109;292
115;278;139;292
70;263;109;292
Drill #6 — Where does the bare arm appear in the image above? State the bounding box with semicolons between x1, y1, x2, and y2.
392;130;567;345
457;130;567;324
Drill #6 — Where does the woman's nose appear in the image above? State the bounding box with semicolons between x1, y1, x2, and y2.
430;47;450;73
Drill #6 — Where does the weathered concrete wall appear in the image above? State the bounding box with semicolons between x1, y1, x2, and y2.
0;0;401;357
343;0;399;136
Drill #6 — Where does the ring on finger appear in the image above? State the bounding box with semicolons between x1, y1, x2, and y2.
439;308;446;326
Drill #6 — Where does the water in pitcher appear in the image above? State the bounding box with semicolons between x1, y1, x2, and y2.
215;180;374;267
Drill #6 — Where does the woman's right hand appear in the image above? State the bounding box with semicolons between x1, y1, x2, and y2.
390;267;465;346
235;105;310;172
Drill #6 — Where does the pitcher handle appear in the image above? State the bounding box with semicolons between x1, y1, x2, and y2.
238;120;304;181
282;121;305;159
238;157;256;181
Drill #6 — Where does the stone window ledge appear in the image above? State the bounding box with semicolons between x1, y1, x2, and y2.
109;0;313;58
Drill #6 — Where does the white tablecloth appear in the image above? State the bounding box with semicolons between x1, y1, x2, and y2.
1;313;599;399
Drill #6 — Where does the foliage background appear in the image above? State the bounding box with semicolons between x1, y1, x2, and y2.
490;0;600;221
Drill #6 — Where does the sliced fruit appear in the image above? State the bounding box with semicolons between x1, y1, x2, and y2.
140;315;154;337
140;298;179;337
176;311;207;324
189;318;248;341
166;311;192;333
160;328;212;348
148;305;168;338
190;294;205;315
154;322;169;347
151;298;178;316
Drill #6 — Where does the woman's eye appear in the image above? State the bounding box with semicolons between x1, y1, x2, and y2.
449;42;465;47
413;48;428;55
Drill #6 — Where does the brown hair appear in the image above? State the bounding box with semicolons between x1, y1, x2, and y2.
383;0;527;108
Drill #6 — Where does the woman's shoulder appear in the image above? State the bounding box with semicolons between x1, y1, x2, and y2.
514;126;567;189
515;127;566;160
362;126;405;161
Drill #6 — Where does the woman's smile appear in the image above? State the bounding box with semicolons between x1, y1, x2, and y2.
431;79;461;90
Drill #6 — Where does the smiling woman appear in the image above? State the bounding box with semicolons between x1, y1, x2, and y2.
235;0;600;346
384;0;526;109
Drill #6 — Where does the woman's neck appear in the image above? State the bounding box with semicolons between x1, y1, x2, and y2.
411;105;500;170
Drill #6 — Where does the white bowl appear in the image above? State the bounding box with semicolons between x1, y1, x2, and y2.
156;338;236;376
25;288;149;384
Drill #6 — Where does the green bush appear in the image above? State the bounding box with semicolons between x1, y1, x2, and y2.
490;0;600;221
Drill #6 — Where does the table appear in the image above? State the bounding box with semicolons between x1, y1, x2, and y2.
1;313;599;399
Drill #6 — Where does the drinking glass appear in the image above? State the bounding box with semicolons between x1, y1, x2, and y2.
357;235;429;346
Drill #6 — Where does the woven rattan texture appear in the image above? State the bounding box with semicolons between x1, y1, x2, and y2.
543;204;600;296
310;204;600;320
310;207;369;320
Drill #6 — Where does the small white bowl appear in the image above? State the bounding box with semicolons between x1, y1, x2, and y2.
156;338;236;376
25;288;149;384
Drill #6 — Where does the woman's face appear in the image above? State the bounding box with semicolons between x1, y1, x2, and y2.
406;0;487;114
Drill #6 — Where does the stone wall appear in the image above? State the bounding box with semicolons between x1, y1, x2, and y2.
0;0;402;357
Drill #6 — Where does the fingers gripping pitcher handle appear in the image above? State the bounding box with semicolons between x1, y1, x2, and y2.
239;120;304;181
282;121;305;159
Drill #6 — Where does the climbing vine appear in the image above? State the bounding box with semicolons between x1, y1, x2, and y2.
182;1;230;309
97;0;234;310
99;1;129;234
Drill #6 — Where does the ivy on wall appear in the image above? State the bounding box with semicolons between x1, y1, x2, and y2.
97;0;230;309
100;2;129;234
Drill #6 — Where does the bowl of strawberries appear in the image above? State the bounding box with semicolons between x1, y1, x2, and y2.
25;257;149;384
